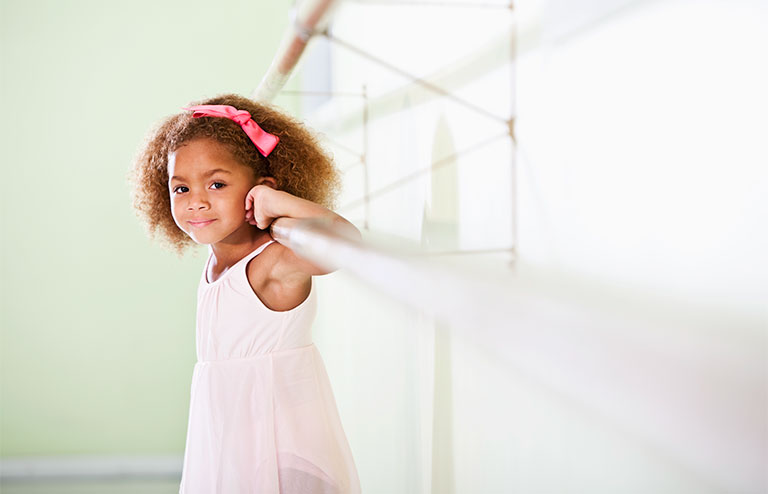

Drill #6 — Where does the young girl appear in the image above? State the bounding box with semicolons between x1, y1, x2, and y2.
129;93;362;493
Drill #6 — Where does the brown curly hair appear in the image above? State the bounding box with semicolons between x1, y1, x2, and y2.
127;93;341;257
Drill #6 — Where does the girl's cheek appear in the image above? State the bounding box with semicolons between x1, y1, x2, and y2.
170;202;180;223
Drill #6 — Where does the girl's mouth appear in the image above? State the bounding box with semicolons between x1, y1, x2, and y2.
189;219;216;227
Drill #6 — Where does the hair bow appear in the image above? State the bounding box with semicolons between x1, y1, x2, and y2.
181;104;279;157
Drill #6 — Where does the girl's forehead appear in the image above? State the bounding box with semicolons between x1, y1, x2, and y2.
168;139;245;177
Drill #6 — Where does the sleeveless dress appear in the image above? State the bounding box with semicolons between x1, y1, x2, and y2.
179;239;361;494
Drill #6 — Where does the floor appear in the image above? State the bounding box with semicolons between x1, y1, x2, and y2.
0;479;180;494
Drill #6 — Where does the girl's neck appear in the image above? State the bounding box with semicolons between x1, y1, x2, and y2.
209;229;273;268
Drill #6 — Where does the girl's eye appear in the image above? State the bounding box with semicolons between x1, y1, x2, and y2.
171;183;224;194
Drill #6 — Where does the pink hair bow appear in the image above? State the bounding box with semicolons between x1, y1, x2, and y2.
181;104;279;157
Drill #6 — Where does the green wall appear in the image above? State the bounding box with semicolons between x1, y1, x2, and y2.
0;0;300;456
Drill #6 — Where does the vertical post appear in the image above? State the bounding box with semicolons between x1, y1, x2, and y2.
362;84;370;230
509;3;518;269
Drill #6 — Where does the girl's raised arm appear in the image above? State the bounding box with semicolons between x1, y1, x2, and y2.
245;184;361;277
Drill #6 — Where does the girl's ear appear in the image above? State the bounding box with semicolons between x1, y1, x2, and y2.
256;176;278;189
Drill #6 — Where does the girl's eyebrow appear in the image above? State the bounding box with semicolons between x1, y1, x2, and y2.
171;168;232;182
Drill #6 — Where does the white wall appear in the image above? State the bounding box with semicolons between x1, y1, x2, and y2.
516;0;768;315
296;1;768;492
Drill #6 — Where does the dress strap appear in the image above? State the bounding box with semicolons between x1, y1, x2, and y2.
201;239;276;286
239;239;276;268
250;239;275;258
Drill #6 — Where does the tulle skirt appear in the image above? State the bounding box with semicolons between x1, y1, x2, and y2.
179;343;361;494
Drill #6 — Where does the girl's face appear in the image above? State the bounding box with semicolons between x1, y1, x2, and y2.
167;138;257;245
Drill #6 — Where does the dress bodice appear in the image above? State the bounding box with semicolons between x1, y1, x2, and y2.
195;240;317;362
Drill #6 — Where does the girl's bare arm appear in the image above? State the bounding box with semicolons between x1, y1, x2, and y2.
245;185;361;278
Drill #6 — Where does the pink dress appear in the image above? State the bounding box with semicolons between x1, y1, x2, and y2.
179;239;361;494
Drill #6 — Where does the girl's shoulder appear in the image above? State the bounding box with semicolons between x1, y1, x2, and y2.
261;237;333;281
244;240;314;312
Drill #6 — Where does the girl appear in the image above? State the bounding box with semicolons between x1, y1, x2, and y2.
129;93;362;493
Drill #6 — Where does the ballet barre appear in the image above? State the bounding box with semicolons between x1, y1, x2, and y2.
269;216;767;493
251;0;340;102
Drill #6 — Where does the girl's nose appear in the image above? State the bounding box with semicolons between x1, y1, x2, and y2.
187;192;210;210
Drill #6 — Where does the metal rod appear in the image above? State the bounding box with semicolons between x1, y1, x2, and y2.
323;31;511;127
252;0;340;102
412;247;515;256
362;84;370;229
316;134;364;161
348;0;514;10
509;15;518;269
278;89;366;98
339;131;509;212
339;159;363;172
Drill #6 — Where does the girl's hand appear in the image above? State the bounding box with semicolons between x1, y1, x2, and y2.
244;185;277;230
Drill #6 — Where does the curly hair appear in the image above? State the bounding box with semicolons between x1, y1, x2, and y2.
127;93;342;257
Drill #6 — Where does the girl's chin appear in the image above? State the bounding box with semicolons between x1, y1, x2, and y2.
186;223;253;245
187;232;214;245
